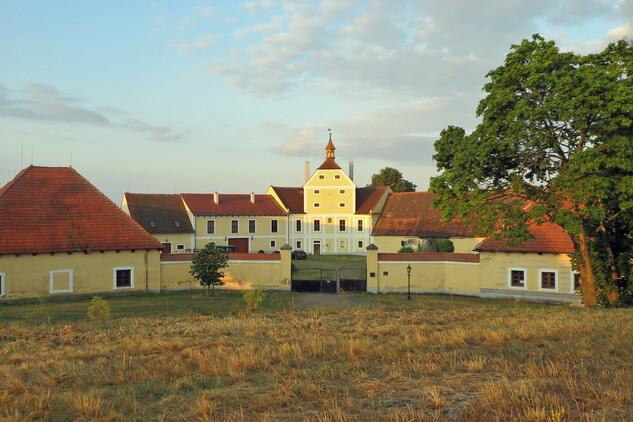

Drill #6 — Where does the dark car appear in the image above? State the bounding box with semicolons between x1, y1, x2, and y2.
291;250;307;260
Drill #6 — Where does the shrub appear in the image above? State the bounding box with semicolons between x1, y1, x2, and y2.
242;286;268;311
436;239;455;253
87;296;111;326
398;246;414;253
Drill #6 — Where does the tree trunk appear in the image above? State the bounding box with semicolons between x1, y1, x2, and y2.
576;232;598;307
598;223;620;304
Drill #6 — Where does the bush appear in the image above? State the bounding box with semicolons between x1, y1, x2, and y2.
398;246;414;253
243;286;268;311
436;239;455;253
87;296;111;326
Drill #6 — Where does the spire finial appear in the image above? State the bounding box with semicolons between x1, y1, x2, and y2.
325;129;335;159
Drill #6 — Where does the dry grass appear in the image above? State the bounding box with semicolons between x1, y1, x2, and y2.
1;294;633;420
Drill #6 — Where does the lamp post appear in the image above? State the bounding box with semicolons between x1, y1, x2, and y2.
407;264;412;300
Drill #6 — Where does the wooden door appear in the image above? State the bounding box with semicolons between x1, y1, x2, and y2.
313;242;321;255
162;243;171;254
228;238;249;253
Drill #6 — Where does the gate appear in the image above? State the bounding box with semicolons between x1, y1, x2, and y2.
291;267;366;293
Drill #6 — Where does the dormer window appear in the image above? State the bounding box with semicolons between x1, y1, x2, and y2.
174;220;180;228
387;213;392;217
149;221;156;228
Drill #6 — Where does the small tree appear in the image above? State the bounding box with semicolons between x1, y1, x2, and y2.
190;242;229;297
368;167;417;192
436;239;455;253
87;296;111;327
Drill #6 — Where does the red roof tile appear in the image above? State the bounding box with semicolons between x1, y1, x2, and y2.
269;187;304;214
125;193;194;234
0;166;163;254
475;222;574;254
317;158;342;170
378;252;480;263
372;192;477;237
356;187;390;214
160;252;281;261
181;193;287;216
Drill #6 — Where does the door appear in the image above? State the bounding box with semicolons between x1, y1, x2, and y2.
162;243;171;254
228;238;249;253
313;241;321;255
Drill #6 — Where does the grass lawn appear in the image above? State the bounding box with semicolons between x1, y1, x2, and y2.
1;292;633;421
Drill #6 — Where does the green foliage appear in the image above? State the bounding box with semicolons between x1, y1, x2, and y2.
368;167;416;192
422;245;434;253
87;296;111;326
242;286;268;311
190;242;229;297
436;239;455;253
398;246;414;253
258;249;265;254
431;34;633;306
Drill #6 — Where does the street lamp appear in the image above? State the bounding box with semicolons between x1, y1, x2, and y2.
407;264;412;300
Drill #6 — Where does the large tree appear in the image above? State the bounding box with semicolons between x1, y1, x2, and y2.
368;167;417;192
190;242;229;297
431;34;633;307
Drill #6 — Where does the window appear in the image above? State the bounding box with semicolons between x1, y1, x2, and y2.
0;272;4;297
231;220;239;233
357;219;363;231
296;219;302;232
114;267;134;289
358;240;363;248
315;189;320;194
270;240;276;248
339;219;346;231
174;220;180;228
177;244;185;251
207;220;215;234
319;175;325;180
50;269;73;294
314;203;320;208
572;272;581;292
539;269;557;291
508;268;526;289
149;221;156;228
314;219;321;231
327;218;332;223
339;203;345;208
249;220;256;233
271;219;278;233
334;175;341;179
383;271;389;276
296;241;302;249
340;189;345;194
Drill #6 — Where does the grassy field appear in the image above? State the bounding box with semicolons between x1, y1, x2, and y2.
1;292;633;421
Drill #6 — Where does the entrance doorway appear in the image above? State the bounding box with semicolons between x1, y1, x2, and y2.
161;243;171;254
313;241;321;255
228;238;249;253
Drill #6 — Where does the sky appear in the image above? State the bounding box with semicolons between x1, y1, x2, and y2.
1;1;632;204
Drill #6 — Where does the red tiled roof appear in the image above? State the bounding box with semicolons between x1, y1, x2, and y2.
269;187;304;214
378;252;480;263
181;193;287;216
160;252;281;261
475;222;574;254
125;193;194;234
356;187;390;214
372;192;477;237
317;158;342;170
0;166;163;254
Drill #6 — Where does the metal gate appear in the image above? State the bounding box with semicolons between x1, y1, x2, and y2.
291;267;366;293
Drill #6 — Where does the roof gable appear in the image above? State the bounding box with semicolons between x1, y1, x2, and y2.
125;193;194;234
268;187;304;214
0;166;163;254
356;187;390;214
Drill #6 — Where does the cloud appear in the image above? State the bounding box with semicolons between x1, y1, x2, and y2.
179;16;196;30
195;6;218;19
0;84;185;142
176;34;220;56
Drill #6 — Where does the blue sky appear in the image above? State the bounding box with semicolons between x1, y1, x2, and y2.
1;0;631;202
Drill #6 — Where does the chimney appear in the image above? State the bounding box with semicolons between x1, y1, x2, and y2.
214;192;219;204
349;161;354;181
305;161;310;182
250;192;255;203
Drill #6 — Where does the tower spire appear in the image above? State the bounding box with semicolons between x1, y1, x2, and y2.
325;129;335;159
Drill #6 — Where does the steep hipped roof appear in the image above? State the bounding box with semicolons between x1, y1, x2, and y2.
269;186;389;215
181;193;287;216
356;187;390;214
269;187;305;214
0;166;162;254
372;192;478;237
317;157;342;170
475;222;574;254
125;193;194;234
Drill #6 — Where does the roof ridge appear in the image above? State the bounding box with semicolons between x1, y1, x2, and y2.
0;165;33;199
